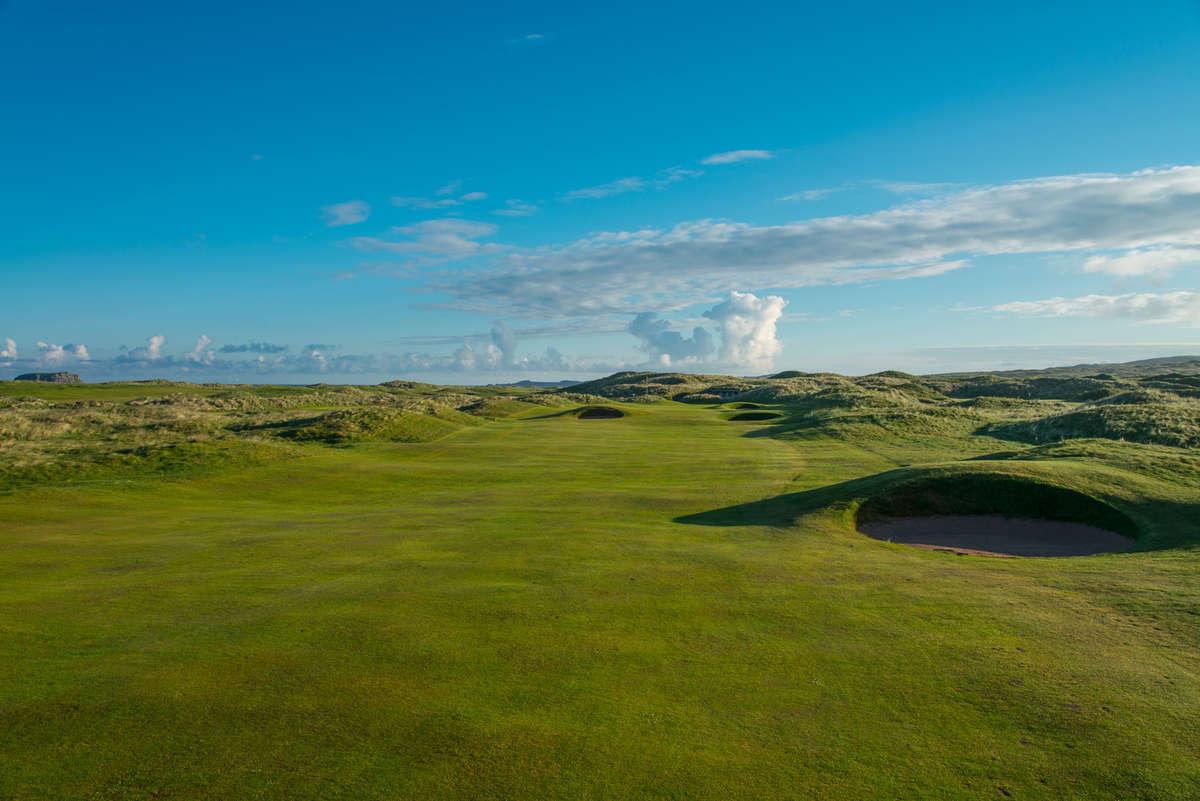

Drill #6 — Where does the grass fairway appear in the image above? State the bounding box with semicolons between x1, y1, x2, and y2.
2;397;1200;799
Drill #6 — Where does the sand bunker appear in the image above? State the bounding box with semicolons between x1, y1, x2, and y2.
728;411;782;421
860;515;1133;557
577;406;624;419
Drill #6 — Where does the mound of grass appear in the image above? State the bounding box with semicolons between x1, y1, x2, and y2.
0;438;293;492
284;409;467;444
984;394;1200;449
459;397;545;419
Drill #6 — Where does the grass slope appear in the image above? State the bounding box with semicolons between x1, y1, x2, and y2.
1;380;1199;799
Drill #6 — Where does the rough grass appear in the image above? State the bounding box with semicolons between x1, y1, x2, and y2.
984;392;1200;449
282;409;470;444
1;377;1200;799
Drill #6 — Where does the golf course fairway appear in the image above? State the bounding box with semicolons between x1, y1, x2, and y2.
2;399;1198;800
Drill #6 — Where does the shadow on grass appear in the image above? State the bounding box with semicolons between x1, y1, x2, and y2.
675;466;1200;551
675;470;903;527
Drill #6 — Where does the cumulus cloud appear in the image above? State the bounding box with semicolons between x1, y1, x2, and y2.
490;321;518;368
701;149;774;165
991;291;1200;326
36;341;90;367
703;291;787;370
1082;246;1200;278
185;335;214;364
627;313;715;367
348;219;499;261
219;341;289;354
0;338;16;360
441;165;1200;317
118;334;166;363
321;200;371;227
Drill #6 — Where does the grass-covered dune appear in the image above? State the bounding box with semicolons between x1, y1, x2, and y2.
2;365;1200;799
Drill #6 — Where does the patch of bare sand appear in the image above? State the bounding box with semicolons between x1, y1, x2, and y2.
860;515;1133;557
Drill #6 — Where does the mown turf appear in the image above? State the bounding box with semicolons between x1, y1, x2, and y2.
1;397;1199;799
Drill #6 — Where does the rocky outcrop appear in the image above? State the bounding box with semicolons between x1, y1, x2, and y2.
13;372;83;384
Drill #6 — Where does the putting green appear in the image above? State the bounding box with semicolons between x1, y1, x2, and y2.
2;401;1199;799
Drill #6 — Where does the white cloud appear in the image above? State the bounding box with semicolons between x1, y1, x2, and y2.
348;219;499;260
992;291;1200;326
507;32;548;45
563;177;646;200
119;334;166;363
654;166;703;188
781;180;959;202
321;200;371;227
1082;246;1200;278
0;338;16;360
781;187;840;202
627;313;715;367
490;321;518;368
703;291;787;370
186;334;214;364
35;341;89;367
442;165;1200;317
392;189;488;209
873;180;959;194
701;149;774;165
564;166;704;201
493;199;540;217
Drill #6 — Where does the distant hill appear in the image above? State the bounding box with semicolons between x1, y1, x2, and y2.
13;372;83;384
931;355;1200;379
498;379;581;389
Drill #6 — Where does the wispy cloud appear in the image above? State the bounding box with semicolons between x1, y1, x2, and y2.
654;166;704;188
781;179;960;202
874;180;960;194
438;165;1200;317
218;341;289;354
348;219;500;261
493;199;540;217
991;291;1200;325
321;199;371;227
701;149;774;165
1082;246;1200;278
781;187;840;202
506;32;548;46
564;166;702;201
563;176;646;201
392;188;488;210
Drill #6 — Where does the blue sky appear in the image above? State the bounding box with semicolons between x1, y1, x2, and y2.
4;0;1200;382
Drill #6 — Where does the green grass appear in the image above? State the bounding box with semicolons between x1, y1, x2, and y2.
2;381;1200;799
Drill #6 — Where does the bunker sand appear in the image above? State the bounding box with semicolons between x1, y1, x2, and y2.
860;514;1134;557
